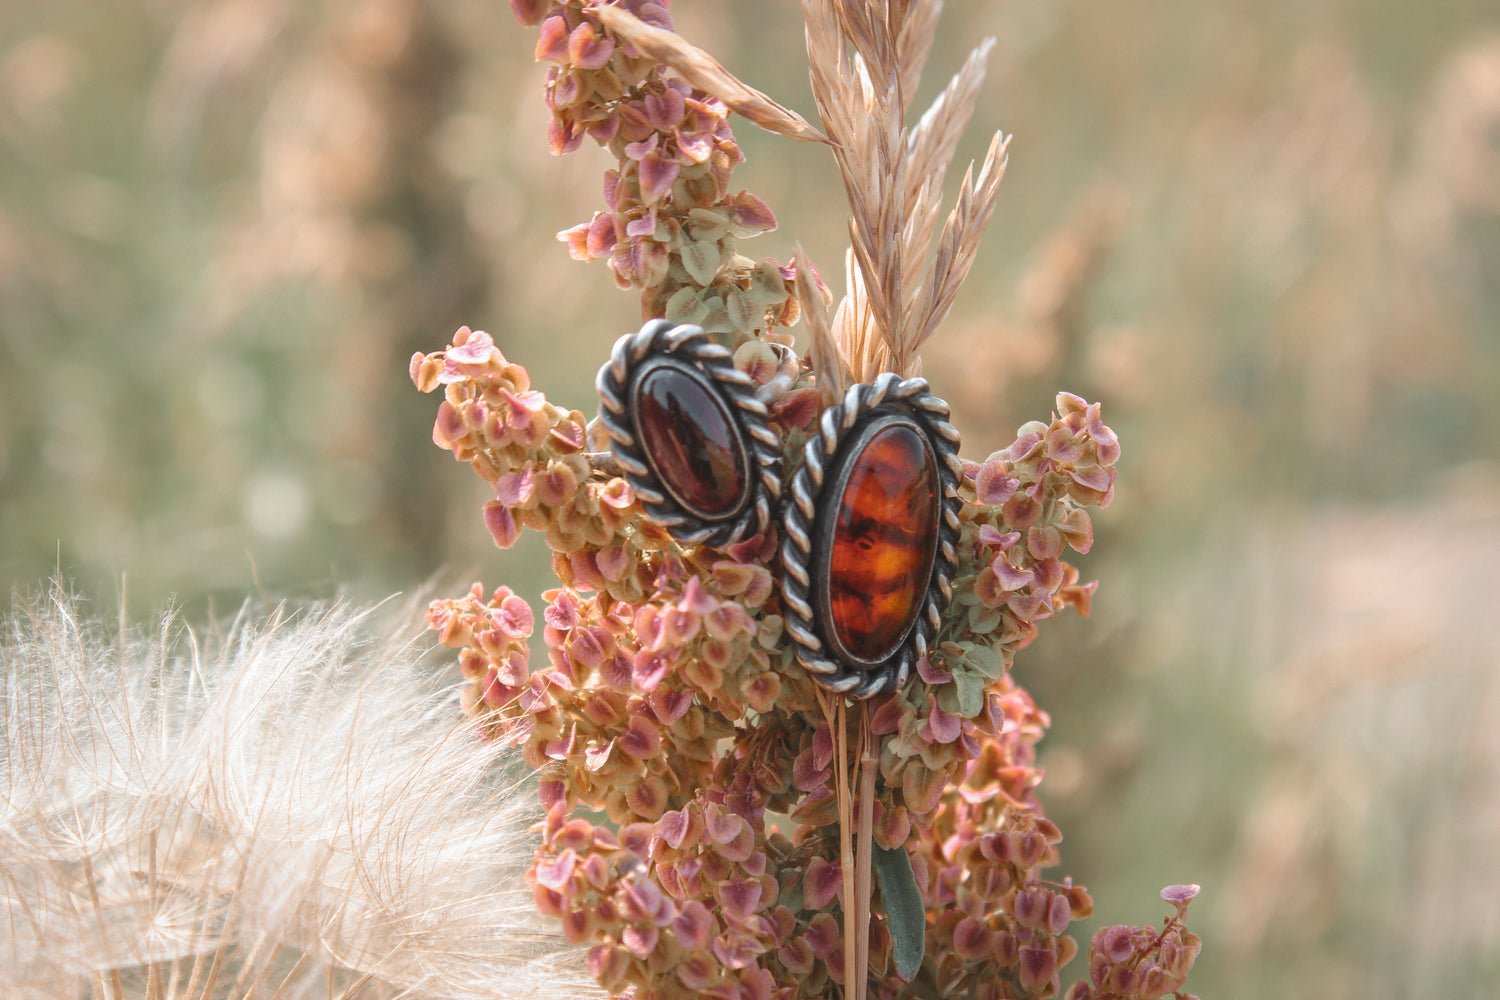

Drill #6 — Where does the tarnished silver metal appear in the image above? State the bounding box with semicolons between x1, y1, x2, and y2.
753;342;801;405
780;372;963;699
596;319;782;547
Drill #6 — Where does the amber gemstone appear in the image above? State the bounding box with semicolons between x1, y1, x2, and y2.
820;419;939;664
634;364;748;519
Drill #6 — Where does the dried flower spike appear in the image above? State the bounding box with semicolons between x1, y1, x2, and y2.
412;4;1201;1000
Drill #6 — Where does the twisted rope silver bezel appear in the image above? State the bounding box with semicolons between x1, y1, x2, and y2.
595;320;782;547
780;373;963;699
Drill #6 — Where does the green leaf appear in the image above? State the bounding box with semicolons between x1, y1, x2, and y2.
746;258;787;304
940;668;984;718
778;874;804;915
698;294;731;335
680;239;721;286
664;286;709;325
965;642;1003;681
686;207;729;242
725;288;756;334
967;603;1004;636
873;843;925;982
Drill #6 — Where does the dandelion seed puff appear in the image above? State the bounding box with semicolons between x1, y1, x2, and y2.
1;583;601;1000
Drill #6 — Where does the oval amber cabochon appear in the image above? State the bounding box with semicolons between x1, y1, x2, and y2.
633;362;749;520
817;416;940;665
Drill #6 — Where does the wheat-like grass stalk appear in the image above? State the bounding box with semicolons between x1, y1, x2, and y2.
802;0;1009;382
1;585;598;1000
796;9;1013;998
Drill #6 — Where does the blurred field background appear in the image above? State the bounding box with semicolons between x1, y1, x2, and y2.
2;0;1497;997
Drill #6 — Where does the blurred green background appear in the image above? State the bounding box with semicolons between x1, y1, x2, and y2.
2;0;1497;996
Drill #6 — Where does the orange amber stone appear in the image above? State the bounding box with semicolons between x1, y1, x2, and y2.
822;420;939;663
635;365;747;519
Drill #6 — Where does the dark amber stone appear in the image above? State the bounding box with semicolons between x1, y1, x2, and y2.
635;365;748;519
822;420;939;663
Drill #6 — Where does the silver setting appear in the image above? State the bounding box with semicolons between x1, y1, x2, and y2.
596;319;782;547
781;373;963;698
753;342;800;405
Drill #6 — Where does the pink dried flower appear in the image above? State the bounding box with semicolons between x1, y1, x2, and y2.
1070;889;1203;1000
413;4;1201;999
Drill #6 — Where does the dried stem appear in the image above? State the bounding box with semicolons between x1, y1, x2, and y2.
816;688;859;1000
854;704;878;1000
795;244;847;405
